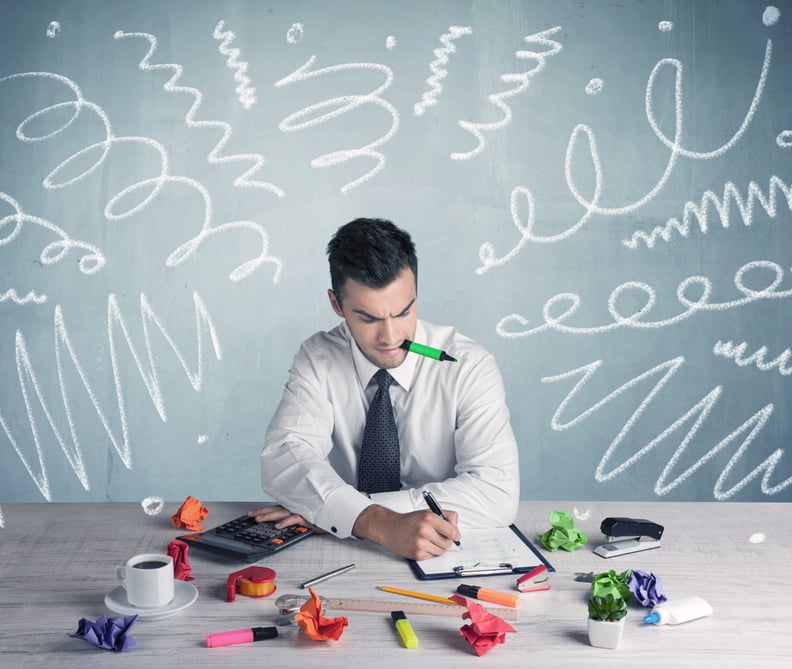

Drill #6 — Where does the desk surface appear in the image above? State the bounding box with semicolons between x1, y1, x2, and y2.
1;501;789;667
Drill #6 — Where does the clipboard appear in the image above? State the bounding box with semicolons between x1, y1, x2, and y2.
408;524;555;580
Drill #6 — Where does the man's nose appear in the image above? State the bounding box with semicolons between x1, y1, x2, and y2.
379;318;398;344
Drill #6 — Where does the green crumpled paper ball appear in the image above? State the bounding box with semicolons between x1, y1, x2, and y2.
537;510;588;552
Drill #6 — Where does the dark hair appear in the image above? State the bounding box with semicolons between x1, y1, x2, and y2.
327;218;418;304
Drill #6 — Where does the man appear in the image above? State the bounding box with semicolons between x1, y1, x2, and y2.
250;218;519;560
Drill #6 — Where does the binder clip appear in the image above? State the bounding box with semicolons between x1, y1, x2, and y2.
226;566;277;602
516;564;550;593
593;517;664;558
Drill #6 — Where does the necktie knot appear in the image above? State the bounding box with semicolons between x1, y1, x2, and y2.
373;368;395;390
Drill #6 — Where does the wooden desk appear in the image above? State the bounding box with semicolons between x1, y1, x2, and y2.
1;501;789;667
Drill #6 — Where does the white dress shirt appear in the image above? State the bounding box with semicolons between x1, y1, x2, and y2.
260;319;519;539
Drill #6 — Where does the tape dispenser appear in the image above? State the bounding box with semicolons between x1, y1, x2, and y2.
226;566;277;602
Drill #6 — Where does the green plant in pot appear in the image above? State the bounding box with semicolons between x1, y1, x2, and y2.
587;594;628;649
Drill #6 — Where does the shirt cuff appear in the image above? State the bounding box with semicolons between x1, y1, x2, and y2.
315;485;374;539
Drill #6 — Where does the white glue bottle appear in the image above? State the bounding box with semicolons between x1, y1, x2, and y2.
643;596;713;625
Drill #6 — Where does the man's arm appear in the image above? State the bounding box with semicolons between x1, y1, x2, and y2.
352;504;460;560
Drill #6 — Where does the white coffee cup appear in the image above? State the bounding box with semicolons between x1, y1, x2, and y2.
115;553;175;608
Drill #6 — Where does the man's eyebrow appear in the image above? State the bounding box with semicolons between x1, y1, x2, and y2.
352;298;416;321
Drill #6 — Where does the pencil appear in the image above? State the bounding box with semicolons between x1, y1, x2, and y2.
377;586;459;606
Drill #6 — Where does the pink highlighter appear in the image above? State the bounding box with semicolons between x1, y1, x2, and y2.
206;626;278;648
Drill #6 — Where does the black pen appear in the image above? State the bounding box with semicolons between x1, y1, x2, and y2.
422;490;460;546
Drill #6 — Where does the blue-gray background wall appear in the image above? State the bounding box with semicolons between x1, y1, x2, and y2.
1;0;790;508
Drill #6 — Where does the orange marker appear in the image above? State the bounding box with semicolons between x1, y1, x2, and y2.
456;584;520;608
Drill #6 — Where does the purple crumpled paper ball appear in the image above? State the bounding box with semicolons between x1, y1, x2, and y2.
69;614;138;652
627;570;667;607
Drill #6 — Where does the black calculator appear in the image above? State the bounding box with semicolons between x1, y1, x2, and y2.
177;514;313;562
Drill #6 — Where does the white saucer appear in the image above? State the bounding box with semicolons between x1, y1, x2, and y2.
104;580;198;621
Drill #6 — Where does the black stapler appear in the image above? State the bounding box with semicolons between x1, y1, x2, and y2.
593;517;664;558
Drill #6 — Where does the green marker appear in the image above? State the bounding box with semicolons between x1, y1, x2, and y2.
400;339;457;362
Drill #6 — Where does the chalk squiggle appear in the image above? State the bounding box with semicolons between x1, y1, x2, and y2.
713;340;792;376
452;27;563;161
276;56;399;193
212;20;258;110
622;175;792;249
0;189;105;277
0;291;221;501
114;31;283;198
496;260;792;338
413;26;473;117
477;38;772;270
1;71;281;282
0;289;47;305
543;356;791;499
0;505;4;528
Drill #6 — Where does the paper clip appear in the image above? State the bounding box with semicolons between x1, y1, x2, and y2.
453;562;514;577
516;564;550;593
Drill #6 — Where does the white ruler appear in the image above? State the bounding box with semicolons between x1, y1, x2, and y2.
327;597;520;621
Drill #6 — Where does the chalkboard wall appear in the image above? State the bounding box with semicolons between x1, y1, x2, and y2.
2;0;791;511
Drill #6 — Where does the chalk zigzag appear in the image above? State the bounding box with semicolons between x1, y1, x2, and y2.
114;31;283;198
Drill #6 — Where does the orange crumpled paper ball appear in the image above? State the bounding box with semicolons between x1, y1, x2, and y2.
295;587;348;641
171;496;209;531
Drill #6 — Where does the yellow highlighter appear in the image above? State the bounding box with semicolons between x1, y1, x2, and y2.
391;610;419;649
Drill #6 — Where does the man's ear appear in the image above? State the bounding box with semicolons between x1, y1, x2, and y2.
328;289;344;318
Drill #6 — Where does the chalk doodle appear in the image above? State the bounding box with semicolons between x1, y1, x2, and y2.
713;340;792;376
585;78;604;95
0;187;106;277
452;26;563;161
623;175;792;249
276;56;399;193
477;36;772;269
115;31;284;198
46;21;60;38
0;505;4;528
1;289;47;306
496;260;792;338
777;130;792;147
413;26;473;117
141;496;164;515
763;5;781;27
1;69;282;282
212;20;258;110
658;21;674;32
287;22;304;44
0;291;221;501
543;356;791;499
386;35;397;50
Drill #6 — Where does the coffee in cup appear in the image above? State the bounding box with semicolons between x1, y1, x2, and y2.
115;553;175;608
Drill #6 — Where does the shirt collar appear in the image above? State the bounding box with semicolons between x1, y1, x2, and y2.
344;320;424;391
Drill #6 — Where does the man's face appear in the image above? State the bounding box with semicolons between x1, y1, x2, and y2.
329;268;417;369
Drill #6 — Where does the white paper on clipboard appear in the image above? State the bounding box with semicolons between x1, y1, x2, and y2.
409;524;554;580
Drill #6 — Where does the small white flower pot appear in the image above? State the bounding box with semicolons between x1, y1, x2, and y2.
587;617;625;649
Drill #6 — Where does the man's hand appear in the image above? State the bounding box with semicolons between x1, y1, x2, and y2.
247;505;326;534
352;504;460;560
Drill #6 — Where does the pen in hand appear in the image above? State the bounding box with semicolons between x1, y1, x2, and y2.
422;490;461;546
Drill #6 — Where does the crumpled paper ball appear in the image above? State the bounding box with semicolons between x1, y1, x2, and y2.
450;594;516;656
171;496;209;531
537;510;588;552
627;569;667;607
295;587;348;641
69;615;137;652
591;569;632;601
167;539;194;581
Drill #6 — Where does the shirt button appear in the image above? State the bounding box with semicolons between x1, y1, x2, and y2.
331;526;338;533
